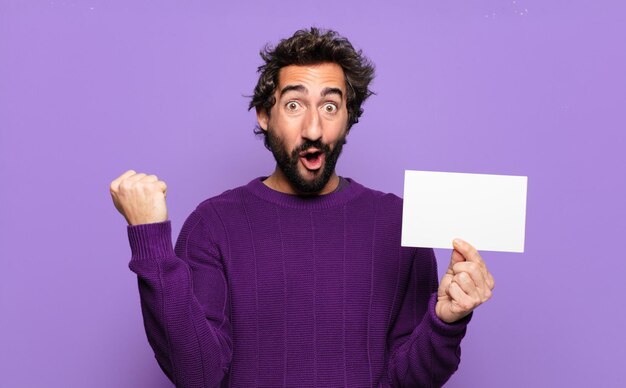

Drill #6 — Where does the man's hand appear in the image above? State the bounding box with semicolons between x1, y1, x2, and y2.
435;238;495;323
109;169;168;225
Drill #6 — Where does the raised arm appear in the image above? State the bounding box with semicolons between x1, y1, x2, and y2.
111;170;232;387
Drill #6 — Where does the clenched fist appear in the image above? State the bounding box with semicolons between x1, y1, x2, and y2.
109;169;168;225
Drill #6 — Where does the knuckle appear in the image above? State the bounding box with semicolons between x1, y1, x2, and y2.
143;182;159;194
119;180;132;191
459;272;470;283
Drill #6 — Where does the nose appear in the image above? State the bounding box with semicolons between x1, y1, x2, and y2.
301;108;323;142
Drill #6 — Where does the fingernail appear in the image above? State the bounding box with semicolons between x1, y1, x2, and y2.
453;238;462;247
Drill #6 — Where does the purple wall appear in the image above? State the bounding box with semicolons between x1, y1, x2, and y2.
1;1;624;386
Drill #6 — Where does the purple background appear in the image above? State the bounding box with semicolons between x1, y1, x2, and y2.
1;1;625;387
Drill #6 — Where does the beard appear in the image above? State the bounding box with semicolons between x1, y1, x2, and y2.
266;128;347;194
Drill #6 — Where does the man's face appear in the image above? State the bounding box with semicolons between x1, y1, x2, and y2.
257;62;349;194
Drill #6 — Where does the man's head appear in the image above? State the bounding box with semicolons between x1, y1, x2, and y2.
249;28;375;194
250;28;375;140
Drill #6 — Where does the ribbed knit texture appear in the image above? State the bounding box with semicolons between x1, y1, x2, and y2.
127;177;470;388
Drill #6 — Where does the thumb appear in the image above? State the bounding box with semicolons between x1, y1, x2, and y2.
446;247;466;274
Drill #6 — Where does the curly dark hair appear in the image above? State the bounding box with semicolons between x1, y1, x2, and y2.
249;27;375;148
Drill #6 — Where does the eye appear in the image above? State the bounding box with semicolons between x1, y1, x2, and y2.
285;101;301;111
323;102;338;114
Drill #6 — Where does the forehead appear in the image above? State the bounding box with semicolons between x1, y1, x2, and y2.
277;62;346;93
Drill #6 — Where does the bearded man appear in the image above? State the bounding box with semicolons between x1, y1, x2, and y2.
110;27;494;388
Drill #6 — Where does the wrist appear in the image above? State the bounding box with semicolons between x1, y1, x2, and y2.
127;220;174;260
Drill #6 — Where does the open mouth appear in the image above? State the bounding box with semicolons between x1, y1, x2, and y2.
304;151;321;161
299;149;324;171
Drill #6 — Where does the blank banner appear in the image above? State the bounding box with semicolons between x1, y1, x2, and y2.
401;170;528;253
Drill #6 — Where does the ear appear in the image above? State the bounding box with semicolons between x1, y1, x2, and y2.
256;108;269;132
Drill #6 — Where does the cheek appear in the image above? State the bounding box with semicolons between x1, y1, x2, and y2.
270;114;302;139
330;108;349;130
325;118;349;140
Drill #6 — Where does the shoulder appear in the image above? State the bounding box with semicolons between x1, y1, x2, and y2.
194;181;251;216
344;179;404;226
180;181;255;245
348;179;403;210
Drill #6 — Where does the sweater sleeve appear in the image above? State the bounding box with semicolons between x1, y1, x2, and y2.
386;247;471;387
127;210;232;388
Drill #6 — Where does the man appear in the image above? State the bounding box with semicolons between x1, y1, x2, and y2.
110;28;494;387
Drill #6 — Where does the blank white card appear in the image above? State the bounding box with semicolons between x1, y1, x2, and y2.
401;170;528;253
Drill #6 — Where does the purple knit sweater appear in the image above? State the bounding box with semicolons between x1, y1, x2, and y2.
127;177;470;387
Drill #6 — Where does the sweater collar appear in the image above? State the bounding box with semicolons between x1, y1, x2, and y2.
245;176;366;210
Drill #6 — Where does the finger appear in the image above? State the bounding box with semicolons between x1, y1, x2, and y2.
453;238;484;264
486;270;495;290
453;272;480;301
438;273;454;298
140;174;159;183
447;281;476;314
157;181;168;195
116;169;137;181
126;172;147;182
453;262;487;290
117;173;147;195
110;169;137;192
453;241;495;291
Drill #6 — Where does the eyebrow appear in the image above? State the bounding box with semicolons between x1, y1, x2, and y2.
321;87;343;99
279;84;307;97
279;84;344;100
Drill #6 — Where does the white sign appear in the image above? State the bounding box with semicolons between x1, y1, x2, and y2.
401;170;528;252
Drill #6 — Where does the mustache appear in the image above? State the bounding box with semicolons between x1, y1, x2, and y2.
290;137;347;157
292;140;330;156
